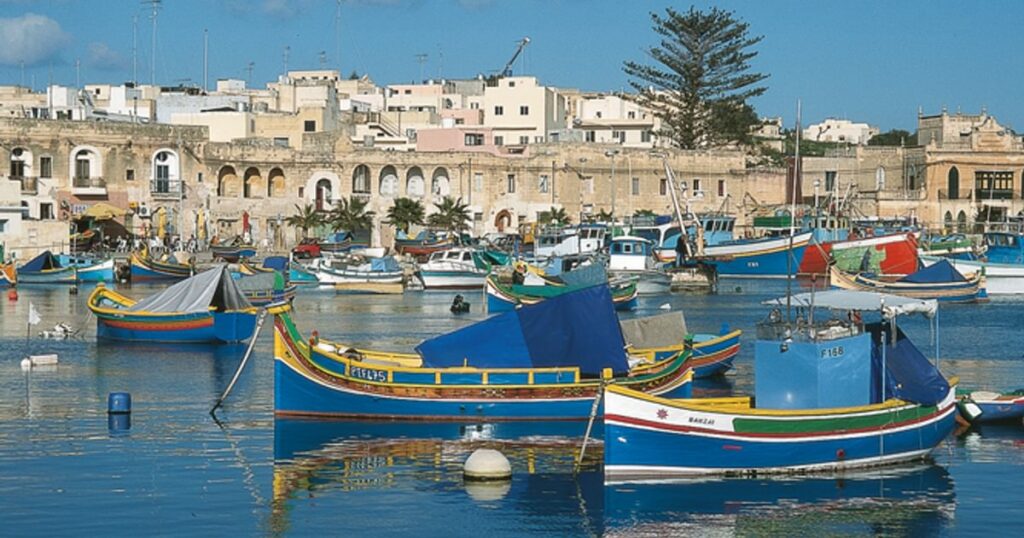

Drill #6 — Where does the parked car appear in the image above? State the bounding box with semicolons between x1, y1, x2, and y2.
292;238;322;259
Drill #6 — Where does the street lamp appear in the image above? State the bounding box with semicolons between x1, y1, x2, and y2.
578;157;588;224
605;149;620;220
813;179;821;212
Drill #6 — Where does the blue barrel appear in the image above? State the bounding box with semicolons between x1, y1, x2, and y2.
108;413;131;433
108;392;132;414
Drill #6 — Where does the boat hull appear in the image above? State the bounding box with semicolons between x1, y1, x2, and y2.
130;252;192;281
485;276;639;312
609;270;671;295
96;311;256;343
603;385;958;478
829;266;986;303
801;233;919;276
634;330;742;379
419;270;486;289
700;233;812;278
920;255;1024;295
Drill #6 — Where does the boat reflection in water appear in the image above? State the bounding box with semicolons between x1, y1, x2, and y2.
604;465;956;536
271;419;955;536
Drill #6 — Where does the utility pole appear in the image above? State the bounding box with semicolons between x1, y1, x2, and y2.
203;29;208;92
143;0;162;86
245;62;255;86
75;59;81;88
334;0;342;71
132;15;138;84
415;53;428;82
283;45;290;74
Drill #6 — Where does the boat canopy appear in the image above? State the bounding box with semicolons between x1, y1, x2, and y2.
129;265;252;313
262;256;290;271
558;262;607;287
415;285;629;377
235;271;285;292
899;259;966;284
370;256;400;272
867;323;950;406
765;290;937;318
619;311;688;350
20;251;62;271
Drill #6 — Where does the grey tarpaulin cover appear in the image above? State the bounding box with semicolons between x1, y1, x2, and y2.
129;265;252;313
619;311;688;349
234;271;282;292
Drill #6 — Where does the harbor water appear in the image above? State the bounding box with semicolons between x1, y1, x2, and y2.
1;281;1023;536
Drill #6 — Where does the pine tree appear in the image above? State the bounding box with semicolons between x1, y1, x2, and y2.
624;6;768;149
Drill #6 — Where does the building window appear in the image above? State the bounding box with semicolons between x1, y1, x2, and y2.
75;150;91;179
474;172;483;192
352;165;371;194
40;203;54;220
975;170;1014;200
273;137;289;147
692;178;701;193
494;136;504;146
470;102;479;110
494;105;504;116
585;177;594;194
538;174;549;193
298;187;304;198
660;178;668;196
631;177;640;196
585;131;595;143
717;179;726;197
197;172;203;183
612;130;625;142
465;133;484;146
474;212;484;221
404;89;411;94
534;136;544;143
519;135;529;145
40;156;52;178
0;219;5;233
126;169;135;181
947;167;959;199
304;120;316;132
824;171;837;192
9;156;25;178
641;130;652;143
519;105;529;115
507;174;516;193
628;111;636;119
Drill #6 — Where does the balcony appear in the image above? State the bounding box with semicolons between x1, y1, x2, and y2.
72;176;107;196
10;175;37;194
938;189;1018;201
151;178;182;200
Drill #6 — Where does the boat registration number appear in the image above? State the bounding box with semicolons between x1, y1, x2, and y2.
820;346;845;359
351;366;387;383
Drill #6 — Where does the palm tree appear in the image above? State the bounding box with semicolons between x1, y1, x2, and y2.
633;209;657;220
595;209;615;223
427;196;472;235
538;206;571;227
328;196;375;232
285;203;323;238
385;197;425;234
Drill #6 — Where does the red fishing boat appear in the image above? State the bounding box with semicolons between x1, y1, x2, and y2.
800;232;919;276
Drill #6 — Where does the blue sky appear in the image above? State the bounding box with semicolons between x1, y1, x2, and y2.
0;0;1020;132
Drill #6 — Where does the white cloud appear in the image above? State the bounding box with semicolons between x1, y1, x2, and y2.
85;42;128;71
0;13;71;66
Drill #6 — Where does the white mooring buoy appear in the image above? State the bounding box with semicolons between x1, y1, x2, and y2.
463;448;512;481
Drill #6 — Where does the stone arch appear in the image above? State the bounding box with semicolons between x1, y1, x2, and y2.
379;165;399;197
243;167;263;198
956;210;967;232
217;165;239;197
494;209;512;232
305;170;341;211
947;166;959;200
431;167;451;200
352;164;371;194
943;211;953;229
268;167;286;197
9;146;32;178
70;145;102;181
406;166;425;197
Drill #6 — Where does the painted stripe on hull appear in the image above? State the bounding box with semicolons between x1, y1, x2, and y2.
707;244;809;277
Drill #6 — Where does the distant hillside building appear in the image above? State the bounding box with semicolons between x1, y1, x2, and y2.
803;118;879;145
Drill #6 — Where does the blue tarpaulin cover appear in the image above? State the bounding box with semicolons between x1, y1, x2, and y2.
415;285;629;376
867;323;950;406
20;251;60;272
370;256;400;272
262;256;289;271
899;259;966;284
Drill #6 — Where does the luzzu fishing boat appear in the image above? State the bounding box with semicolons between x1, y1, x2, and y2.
395;230;454;260
56;254;116;283
87;265;258;343
130;250;193;281
604;290;957;478
699;232;814;278
309;255;404;287
211;243;257;262
829;259;987;303
920;228;1024;294
235;271;298;307
485;263;638;312
240;256;319;286
957;389;1024;424
17;250;113;284
619;312;742;378
801;232;920;277
273;285;693;419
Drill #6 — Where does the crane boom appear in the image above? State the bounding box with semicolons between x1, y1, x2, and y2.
500;37;531;77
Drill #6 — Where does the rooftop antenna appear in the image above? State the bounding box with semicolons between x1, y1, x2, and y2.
415;53;428;82
132;15;138;85
203;29;209;92
245;62;255;86
142;0;162;86
20;60;25;88
334;0;342;71
318;51;327;67
75;58;81;88
283;45;290;74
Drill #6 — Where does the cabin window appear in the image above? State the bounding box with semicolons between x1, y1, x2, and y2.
462;252;472;261
622;243;633;254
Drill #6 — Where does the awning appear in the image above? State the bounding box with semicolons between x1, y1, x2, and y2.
80;202;127;220
764;290;937;318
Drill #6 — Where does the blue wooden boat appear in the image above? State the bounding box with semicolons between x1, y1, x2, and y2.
830;259;987;303
604;291;957;478
17;250;113;284
619;312;742;378
958;389;1024;423
235;271;297;307
485;263;638;312
130;250;193;281
240;256;319;286
699;232;813;278
87;265;258;343
274;285;694;419
211;243;257;262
